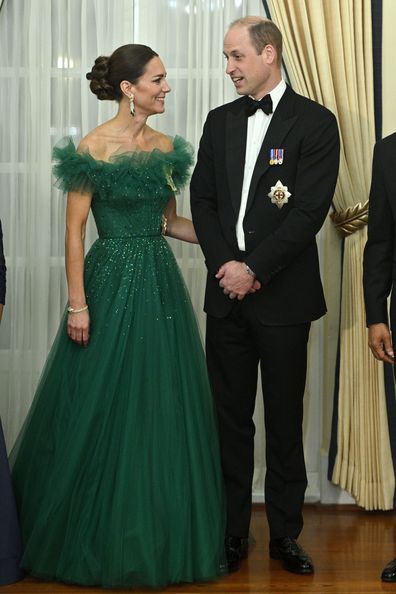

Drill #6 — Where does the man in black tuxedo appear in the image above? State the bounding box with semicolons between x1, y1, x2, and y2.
190;16;339;574
363;132;396;583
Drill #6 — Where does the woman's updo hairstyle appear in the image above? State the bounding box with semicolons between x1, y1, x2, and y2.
86;44;159;101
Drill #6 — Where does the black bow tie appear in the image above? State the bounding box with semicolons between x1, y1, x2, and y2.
245;94;273;117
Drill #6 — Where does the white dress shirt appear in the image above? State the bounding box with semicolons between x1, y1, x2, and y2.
236;78;287;251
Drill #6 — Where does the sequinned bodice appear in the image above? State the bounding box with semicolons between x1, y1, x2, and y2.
52;136;194;238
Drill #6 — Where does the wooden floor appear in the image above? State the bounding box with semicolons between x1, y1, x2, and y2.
1;504;396;594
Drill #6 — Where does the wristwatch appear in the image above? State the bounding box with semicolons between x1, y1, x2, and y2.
245;263;256;278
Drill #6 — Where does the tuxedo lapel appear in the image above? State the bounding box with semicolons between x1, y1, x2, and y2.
225;100;248;214
246;87;298;214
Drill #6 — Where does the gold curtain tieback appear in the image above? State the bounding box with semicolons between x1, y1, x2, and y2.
330;201;368;237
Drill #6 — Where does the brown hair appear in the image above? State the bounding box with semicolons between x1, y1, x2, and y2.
86;44;159;101
229;17;282;66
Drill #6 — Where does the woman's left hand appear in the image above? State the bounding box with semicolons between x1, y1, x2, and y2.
67;310;90;347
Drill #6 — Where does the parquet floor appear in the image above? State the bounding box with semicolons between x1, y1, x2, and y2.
1;504;396;594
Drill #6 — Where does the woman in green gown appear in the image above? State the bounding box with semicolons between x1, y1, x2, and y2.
10;44;226;588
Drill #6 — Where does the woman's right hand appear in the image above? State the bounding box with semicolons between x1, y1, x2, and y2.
67;310;90;347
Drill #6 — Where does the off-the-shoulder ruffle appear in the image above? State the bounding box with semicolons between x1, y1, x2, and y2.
52;138;98;194
52;135;194;198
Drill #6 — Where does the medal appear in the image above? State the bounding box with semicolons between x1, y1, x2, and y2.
268;180;291;209
278;149;284;165
269;148;284;165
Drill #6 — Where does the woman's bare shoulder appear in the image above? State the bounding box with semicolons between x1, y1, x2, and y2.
78;123;114;160
146;128;173;153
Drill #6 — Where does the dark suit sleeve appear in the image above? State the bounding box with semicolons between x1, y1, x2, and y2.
245;111;340;283
363;142;394;326
190;112;237;275
0;220;6;305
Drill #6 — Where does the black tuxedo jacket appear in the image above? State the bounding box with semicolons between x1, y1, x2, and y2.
363;132;396;327
190;85;340;325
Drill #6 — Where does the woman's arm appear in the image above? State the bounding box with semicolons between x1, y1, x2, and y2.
163;196;198;244
65;190;92;346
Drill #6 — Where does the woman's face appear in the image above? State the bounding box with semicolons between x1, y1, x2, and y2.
133;56;171;116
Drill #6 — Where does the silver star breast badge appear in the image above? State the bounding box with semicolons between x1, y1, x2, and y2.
268;180;291;209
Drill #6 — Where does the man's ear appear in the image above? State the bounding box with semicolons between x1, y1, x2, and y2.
262;44;277;65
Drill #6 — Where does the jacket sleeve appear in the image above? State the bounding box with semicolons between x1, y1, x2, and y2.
363;141;394;326
190;111;236;275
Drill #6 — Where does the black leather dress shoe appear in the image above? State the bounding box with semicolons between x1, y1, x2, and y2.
381;558;396;582
225;535;249;572
269;536;314;574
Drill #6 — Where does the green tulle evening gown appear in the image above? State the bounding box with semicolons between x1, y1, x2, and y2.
10;136;226;588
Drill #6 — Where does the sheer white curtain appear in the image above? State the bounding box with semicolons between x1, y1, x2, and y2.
0;0;133;447
0;0;327;505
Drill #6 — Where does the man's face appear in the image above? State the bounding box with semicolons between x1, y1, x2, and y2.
223;25;272;99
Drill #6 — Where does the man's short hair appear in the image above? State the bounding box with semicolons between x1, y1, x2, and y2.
229;16;283;66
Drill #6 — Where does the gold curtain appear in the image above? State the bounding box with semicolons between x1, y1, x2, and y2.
268;0;394;509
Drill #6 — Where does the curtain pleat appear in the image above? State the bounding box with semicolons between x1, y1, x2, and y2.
371;0;382;141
